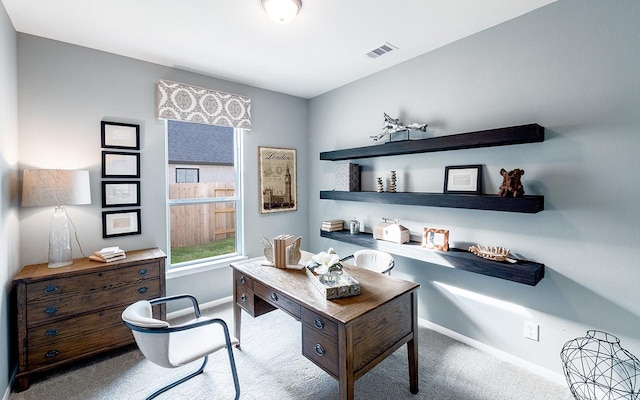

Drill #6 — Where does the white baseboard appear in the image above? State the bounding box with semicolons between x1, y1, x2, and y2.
166;296;233;320
419;317;567;386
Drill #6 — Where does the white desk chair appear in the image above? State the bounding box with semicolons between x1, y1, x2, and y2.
122;294;240;400
341;249;395;275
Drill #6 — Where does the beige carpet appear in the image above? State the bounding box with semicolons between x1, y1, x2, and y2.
11;303;573;400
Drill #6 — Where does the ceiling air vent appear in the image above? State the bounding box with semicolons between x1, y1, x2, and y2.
365;42;398;59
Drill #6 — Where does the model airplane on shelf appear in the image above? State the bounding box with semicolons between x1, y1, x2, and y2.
370;113;428;142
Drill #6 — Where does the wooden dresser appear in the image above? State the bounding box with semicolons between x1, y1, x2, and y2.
12;248;166;391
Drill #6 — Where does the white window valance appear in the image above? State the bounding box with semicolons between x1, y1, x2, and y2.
157;80;251;129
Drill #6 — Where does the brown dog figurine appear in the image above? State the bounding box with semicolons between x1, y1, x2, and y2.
498;168;525;197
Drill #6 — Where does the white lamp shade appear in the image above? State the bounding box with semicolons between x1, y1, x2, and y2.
262;0;301;23
22;169;91;207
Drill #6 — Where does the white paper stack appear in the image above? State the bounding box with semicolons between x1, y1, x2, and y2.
89;246;126;263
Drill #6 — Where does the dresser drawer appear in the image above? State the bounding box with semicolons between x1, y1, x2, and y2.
302;324;339;377
235;278;255;314
253;281;300;319
301;307;338;339
27;307;136;370
26;277;161;326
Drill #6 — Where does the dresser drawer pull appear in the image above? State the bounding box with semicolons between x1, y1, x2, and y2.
315;344;325;356
45;350;59;359
45;329;58;337
44;306;58;315
97;272;103;277
314;318;324;329
44;285;59;293
270;293;278;302
138;268;148;276
241;294;247;302
240;276;246;284
138;287;148;294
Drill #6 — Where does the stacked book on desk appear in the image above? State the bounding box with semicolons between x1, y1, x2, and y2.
273;235;295;269
89;246;126;263
321;219;344;232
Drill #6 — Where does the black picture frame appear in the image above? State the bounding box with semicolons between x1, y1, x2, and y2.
101;121;140;150
102;151;140;178
102;181;141;208
444;165;482;194
102;209;141;238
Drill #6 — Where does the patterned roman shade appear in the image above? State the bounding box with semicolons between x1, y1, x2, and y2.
157;80;251;129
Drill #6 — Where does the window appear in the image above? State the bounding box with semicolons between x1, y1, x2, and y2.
167;120;243;267
176;168;199;183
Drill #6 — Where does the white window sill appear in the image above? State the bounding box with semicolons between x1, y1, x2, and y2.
166;254;248;279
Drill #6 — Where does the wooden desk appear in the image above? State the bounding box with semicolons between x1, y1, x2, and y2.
231;257;420;399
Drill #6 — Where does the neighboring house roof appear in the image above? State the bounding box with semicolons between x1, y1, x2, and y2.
168;120;234;165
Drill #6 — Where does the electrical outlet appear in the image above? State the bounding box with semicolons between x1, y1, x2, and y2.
524;321;539;341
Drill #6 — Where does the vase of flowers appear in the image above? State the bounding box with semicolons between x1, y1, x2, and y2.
307;248;344;285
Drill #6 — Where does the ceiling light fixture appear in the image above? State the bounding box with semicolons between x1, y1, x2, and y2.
262;0;301;23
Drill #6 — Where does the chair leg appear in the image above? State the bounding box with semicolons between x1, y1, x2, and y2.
145;356;209;400
225;341;241;400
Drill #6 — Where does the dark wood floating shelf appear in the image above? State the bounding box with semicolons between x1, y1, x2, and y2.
320;191;544;213
320;123;544;161
321;230;544;286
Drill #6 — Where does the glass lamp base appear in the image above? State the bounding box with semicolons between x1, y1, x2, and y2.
49;206;73;268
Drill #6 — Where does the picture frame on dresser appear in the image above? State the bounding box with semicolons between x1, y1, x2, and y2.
102;151;140;178
444;164;482;194
102;181;140;207
101;121;140;150
102;209;141;238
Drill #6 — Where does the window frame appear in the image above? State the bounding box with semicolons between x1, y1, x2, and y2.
165;122;245;272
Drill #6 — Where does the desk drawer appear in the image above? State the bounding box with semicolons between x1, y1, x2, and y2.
302;324;339;377
253;281;300;319
301;307;338;339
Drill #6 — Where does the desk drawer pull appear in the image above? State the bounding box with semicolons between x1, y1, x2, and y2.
44;285;59;293
240;276;246;284
45;329;58;337
314;318;324;329
315;344;325;356
44;306;58;315
241;294;247;302
138;287;148;294
45;350;59;359
270;293;278;302
138;268;148;276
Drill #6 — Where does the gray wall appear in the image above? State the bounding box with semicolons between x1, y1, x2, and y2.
308;0;639;376
0;1;19;395
15;36;308;313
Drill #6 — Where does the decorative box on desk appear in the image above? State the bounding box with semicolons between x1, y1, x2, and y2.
334;163;360;191
305;267;360;300
12;248;166;391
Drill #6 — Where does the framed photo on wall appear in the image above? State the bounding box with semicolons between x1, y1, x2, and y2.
258;146;297;214
102;209;141;238
444;165;482;194
102;151;140;178
102;181;140;207
101;121;140;150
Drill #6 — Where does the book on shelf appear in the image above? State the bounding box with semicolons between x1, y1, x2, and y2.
321;219;344;232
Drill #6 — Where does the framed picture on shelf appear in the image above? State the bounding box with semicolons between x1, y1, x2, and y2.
444;165;482;194
101;121;140;150
102;209;141;238
258;146;297;214
102;151;140;178
102;181;140;208
422;227;450;251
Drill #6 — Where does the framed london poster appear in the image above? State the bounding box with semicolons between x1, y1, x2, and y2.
258;146;297;214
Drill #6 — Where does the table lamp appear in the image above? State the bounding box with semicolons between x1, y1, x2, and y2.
22;169;91;268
